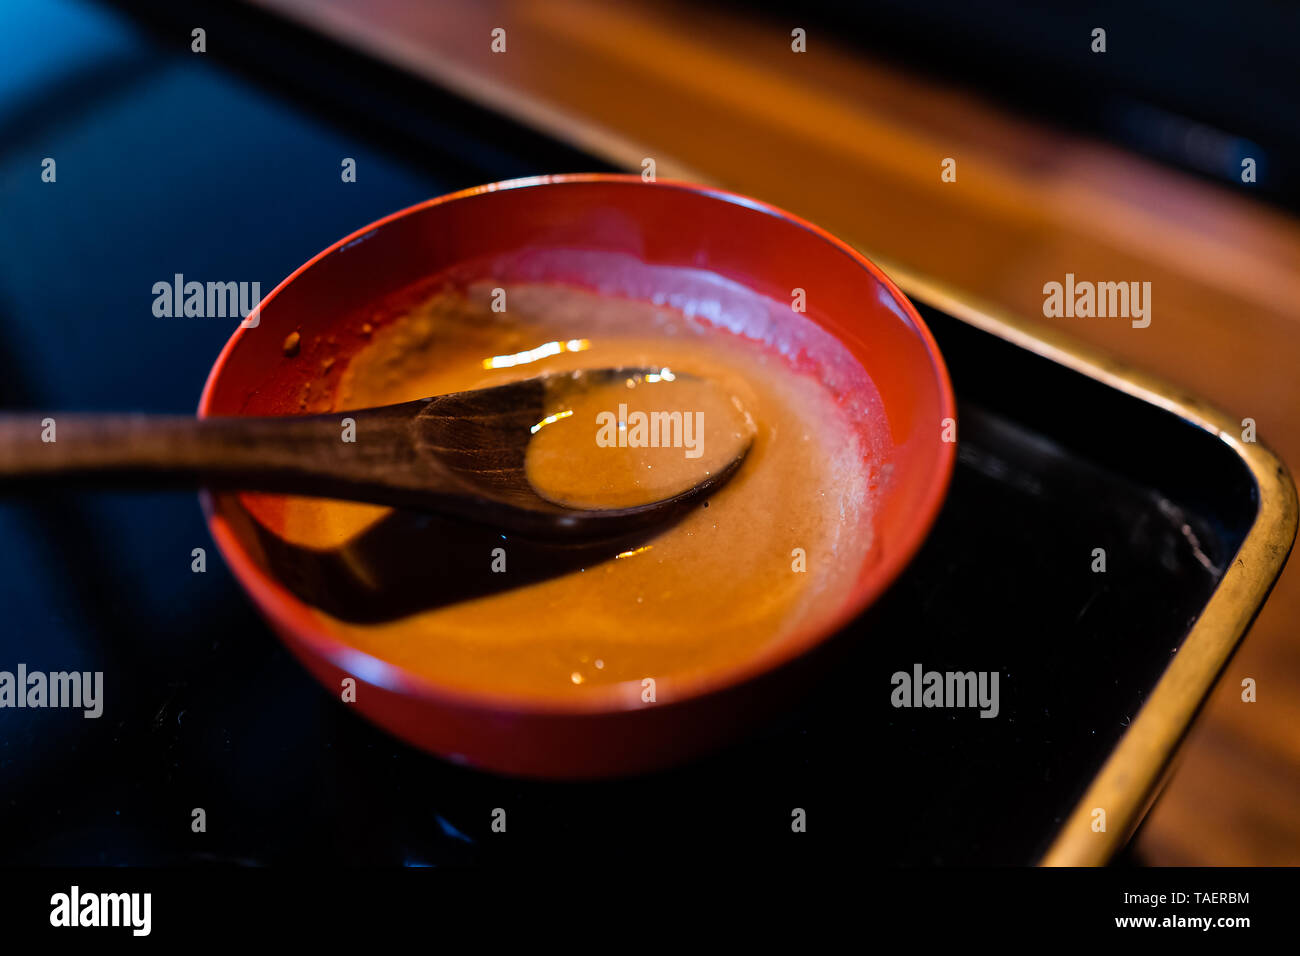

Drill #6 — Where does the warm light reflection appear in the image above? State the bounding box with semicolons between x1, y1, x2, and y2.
482;338;590;369
615;545;653;560
529;408;573;435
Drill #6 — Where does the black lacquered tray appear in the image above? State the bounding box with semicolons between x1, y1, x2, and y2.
0;0;1291;867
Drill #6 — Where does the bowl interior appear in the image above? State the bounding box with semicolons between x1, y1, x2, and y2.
199;176;954;710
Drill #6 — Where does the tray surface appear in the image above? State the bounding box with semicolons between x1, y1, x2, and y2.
0;0;1263;865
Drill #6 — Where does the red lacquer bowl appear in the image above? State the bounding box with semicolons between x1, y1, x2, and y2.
198;174;955;778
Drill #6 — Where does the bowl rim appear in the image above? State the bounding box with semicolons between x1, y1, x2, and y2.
198;172;956;716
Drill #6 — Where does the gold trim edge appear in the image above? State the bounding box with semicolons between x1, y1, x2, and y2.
878;261;1299;868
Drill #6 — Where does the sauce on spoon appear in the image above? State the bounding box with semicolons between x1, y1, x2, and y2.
525;369;756;510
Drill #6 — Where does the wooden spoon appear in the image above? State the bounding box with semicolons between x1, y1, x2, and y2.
0;367;750;538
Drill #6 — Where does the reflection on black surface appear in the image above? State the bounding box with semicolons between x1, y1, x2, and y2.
237;504;679;623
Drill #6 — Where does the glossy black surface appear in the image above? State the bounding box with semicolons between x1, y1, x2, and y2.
0;0;1258;865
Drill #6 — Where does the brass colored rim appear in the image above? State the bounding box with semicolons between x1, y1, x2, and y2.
877;262;1299;866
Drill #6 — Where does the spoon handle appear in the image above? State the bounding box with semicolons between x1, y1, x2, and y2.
0;407;456;503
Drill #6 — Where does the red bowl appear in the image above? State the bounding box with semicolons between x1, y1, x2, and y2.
198;174;955;778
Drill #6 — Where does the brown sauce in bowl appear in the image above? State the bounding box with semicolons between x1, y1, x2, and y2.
246;280;880;703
